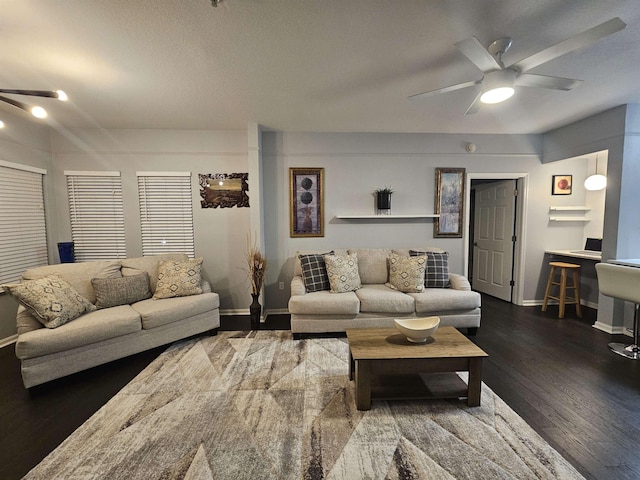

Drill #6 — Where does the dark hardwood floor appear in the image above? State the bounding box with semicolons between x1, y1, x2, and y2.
1;298;638;480
473;298;640;480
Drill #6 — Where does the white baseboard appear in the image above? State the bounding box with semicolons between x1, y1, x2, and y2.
592;322;631;336
219;308;248;316
523;299;598;309
265;308;289;316
522;300;540;307
0;334;18;348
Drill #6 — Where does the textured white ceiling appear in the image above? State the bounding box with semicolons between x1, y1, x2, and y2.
1;0;639;134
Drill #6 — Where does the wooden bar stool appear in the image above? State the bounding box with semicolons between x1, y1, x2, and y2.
542;261;582;318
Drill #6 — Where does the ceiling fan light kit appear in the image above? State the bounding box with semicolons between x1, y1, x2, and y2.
0;89;68;125
409;17;626;115
480;70;515;104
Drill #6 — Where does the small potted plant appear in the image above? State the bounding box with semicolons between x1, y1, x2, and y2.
373;186;394;215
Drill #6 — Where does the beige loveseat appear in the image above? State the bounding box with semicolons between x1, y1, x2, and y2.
10;254;220;388
289;248;481;335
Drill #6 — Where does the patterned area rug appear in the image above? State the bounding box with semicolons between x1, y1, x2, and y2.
26;331;584;479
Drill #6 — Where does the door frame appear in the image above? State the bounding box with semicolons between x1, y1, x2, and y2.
463;173;529;306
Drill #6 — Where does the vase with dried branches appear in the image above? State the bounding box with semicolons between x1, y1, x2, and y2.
244;235;267;329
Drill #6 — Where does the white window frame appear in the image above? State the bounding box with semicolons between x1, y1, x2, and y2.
65;171;126;261
0;160;48;286
137;171;195;257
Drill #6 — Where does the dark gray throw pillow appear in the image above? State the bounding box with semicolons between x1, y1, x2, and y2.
91;272;152;309
299;252;334;292
410;250;451;288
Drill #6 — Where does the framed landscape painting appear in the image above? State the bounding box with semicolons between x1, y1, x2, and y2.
289;168;324;237
199;173;249;208
434;167;465;238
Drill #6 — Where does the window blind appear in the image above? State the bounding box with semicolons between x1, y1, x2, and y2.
66;171;126;261
137;172;195;257
0;162;48;284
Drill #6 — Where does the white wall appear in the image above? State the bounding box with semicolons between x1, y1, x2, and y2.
0;111;54;340
49;128;252;313
261;131;594;310
1;118;620;341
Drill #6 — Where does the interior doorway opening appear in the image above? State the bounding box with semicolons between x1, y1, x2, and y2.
463;173;528;306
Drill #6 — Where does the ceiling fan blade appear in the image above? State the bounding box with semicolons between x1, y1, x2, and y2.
464;90;483;115
516;73;582;90
455;37;503;72
408;79;481;100
512;17;626;72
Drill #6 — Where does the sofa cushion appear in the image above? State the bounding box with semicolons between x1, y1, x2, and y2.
15;305;141;358
355;284;415;313
299;252;333;292
410;250;451;288
392;247;445;256
5;275;96;329
409;288;481;313
92;273;152;309
121;254;189;293
386;253;426;293
132;292;220;329
153;258;204;299
325;253;362;293
288;290;360;315
349;248;391;284
22;260;122;304
294;249;348;277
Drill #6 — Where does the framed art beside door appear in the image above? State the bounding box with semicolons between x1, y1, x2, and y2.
434;167;465;238
289;168;324;237
551;174;572;195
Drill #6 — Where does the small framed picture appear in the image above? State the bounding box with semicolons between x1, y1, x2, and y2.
552;175;572;195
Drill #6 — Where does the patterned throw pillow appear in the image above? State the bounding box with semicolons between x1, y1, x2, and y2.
153;258;204;299
385;253;426;293
410;250;451;288
92;272;152;309
324;253;361;293
299;252;334;292
3;274;96;328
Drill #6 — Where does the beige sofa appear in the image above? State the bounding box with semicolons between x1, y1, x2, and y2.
289;248;481;335
11;254;220;388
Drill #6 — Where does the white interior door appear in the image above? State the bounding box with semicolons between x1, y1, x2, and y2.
472;179;517;301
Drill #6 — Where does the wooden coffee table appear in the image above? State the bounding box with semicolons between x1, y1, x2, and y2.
346;327;488;410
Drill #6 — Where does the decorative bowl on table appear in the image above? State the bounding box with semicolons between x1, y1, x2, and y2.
394;316;440;343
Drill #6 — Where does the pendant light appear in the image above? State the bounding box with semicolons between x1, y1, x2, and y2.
584;154;607;191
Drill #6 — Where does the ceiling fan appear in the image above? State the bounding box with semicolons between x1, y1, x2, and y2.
409;17;626;115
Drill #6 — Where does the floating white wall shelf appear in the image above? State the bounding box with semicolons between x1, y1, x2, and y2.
549;206;590;211
549;216;590;222
335;214;439;219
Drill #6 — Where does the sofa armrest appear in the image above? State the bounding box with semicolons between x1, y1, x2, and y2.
16;305;43;335
200;279;212;293
449;273;471;291
291;276;306;296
